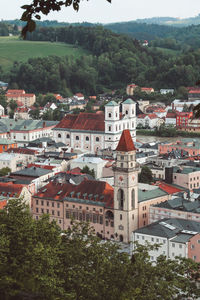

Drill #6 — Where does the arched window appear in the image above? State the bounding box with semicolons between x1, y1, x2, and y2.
108;126;111;132
66;134;70;139
117;189;124;210
86;136;89;141
96;137;99;142
108;113;112;118
119;235;123;242
132;109;134;115
76;136;79;140
132;189;135;209
58;133;61;138
126;110;128;115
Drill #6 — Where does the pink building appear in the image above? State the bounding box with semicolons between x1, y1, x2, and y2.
159;139;200;157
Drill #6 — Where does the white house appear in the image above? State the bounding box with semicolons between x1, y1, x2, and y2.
132;218;200;262
137;113;163;128
53;99;136;152
160;89;174;95
70;156;108;179
0;104;5;116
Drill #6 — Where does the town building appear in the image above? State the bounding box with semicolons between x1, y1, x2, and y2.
0;182;31;207
0;153;25;172
14;107;30;120
149;196;200;225
0;139;17;153
0;104;5;116
188;89;200;100
160;89;174;94
165;111;177;126
132;218;200;262
172;99;200;111
53;99;136;152
0;119;58;146
126;84;138;95
159;139;200;157
176;111;193;128
6;89;36;107
32;130;170;243
137;113;164;128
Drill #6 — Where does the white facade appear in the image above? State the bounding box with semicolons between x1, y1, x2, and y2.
53;99;136;153
70;156;108;179
0;104;5;116
0;153;23;172
137;115;162;128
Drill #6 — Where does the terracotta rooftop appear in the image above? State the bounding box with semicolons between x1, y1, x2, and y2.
55;112;105;132
156;182;183;195
0;182;24;198
7;148;37;155
34;180;114;208
116;130;136;152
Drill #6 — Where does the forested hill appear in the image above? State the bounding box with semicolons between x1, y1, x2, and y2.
3;26;200;96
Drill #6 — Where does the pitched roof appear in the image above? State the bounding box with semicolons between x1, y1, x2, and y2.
6;148;37;155
54;112;105;132
123;98;135;104
156;183;183;195
105;101;118;107
116;130;136;152
0;182;24;198
34;180;114;208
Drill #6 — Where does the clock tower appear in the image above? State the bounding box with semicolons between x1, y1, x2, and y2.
113;129;139;243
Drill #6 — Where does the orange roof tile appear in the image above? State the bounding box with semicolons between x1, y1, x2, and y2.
116;130;136;152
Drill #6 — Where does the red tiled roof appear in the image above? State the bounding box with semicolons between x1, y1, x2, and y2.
55;112;105;132
34;180;114;208
141;87;154;91
15;107;28;113
0;199;7;210
137;114;146;119
189;90;200;94
75;93;84;97
28;164;54;170
127;84;138;88
7;89;25;94
0;182;24;197
116;129;136;152
148;113;158;119
157;182;183;194
7;148;37;155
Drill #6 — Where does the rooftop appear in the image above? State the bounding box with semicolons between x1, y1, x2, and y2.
11;166;52;178
123;98;135;104
138;187;168;202
116;130;136;152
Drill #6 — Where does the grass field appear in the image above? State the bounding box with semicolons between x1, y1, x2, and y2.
0;36;88;70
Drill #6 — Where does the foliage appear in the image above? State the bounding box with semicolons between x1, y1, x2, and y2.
81;165;95;178
20;0;111;38
0;167;11;176
138;166;153;184
0;199;200;299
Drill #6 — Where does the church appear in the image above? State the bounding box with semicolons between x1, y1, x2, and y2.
53;99;136;152
32;130;169;243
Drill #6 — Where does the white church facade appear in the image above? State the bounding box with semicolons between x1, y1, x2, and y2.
53;99;136;152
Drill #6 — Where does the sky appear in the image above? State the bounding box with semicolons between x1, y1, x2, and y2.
1;0;200;24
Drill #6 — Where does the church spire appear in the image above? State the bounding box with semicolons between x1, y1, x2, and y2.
116;129;136;152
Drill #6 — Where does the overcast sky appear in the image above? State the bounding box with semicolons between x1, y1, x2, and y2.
1;0;200;23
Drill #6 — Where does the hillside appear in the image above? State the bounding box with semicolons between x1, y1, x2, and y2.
0;36;88;70
135;15;200;27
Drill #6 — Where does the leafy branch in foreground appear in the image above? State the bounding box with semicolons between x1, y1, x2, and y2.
20;0;111;38
0;198;199;300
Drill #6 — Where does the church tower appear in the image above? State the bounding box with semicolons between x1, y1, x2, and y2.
113;129;139;243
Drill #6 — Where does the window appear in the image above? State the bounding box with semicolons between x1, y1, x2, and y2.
47;201;49;206
106;220;108;226
108;126;111;131
111;221;114;227
36;200;38;205
198;240;200;244
96;137;99;142
58;133;61;138
191;244;195;249
41;208;44;213
179;244;182;249
100;216;103;224
52;210;54;215
76;136;79;140
57;211;60;216
118;189;124;210
36;207;38;213
41;200;44;206
86;207;89;210
120;214;122;220
108;113;111;118
156;238;159;242
57;203;60;208
66;134;70;138
132;189;135;209
151;238;154;242
86;136;89;141
125;110;128;115
172;243;175;247
66;210;70;219
52;202;54;207
120;163;123;168
47;209;49;213
121;155;124;160
59;220;62;224
193;256;197;260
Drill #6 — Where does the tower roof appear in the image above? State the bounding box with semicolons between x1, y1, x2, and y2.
105;100;118;107
123;98;135;104
116;130;136;152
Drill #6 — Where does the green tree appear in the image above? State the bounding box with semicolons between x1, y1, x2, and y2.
0;167;11;176
29;108;40;119
139;166;153;183
81;165;95;178
0;199;200;300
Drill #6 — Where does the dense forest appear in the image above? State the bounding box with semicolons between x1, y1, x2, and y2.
1;25;199;96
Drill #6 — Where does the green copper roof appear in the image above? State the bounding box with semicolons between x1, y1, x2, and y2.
105;100;118;106
123;98;135;104
138;188;168;202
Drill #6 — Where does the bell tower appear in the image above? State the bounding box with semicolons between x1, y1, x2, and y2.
113;129;139;243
